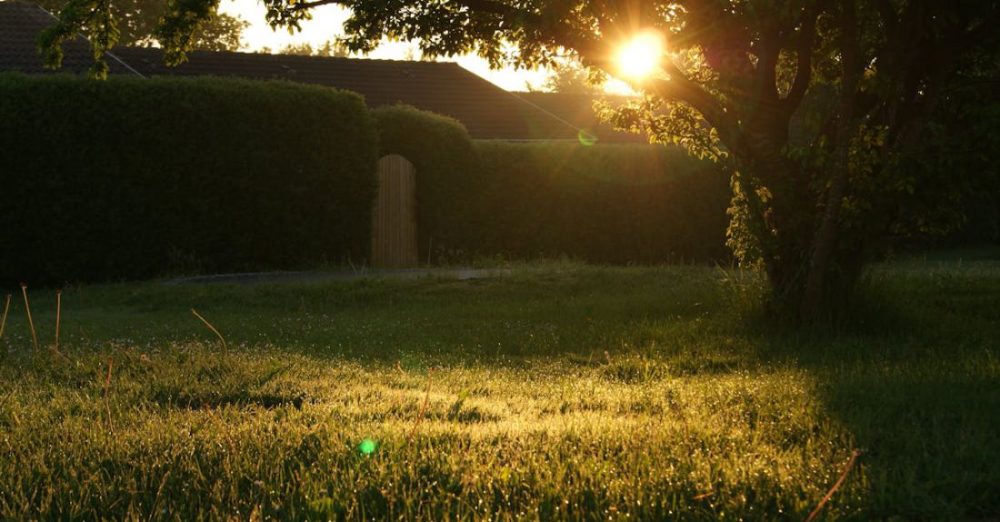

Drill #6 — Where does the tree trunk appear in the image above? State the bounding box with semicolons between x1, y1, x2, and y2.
799;0;862;322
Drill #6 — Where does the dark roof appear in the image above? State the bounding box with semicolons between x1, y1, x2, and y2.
113;47;579;140
0;0;137;75
513;91;648;144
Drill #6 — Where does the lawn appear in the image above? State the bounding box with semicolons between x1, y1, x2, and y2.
1;253;998;520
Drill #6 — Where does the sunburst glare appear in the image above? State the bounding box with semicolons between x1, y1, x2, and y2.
616;30;665;80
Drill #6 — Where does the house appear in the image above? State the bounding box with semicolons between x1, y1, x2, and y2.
1;0;645;142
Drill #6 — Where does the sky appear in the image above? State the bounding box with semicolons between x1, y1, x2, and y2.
218;0;552;92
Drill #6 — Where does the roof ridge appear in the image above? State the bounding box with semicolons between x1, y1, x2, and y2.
450;63;582;135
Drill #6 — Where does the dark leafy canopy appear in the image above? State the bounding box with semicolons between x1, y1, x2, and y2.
42;0;1000;319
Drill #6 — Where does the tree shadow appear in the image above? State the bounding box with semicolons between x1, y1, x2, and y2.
742;267;1000;519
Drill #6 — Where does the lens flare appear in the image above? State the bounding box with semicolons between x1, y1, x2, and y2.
616;30;664;80
359;438;377;455
578;130;598;146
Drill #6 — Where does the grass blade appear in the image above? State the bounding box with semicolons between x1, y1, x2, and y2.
191;308;228;350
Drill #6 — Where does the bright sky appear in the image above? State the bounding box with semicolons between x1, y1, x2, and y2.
218;0;632;93
218;0;551;91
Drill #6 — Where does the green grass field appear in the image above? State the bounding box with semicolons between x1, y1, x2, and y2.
1;252;998;520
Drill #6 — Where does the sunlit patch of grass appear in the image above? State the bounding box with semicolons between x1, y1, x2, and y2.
0;254;997;519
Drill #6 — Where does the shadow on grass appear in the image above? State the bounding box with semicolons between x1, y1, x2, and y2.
738;267;1000;519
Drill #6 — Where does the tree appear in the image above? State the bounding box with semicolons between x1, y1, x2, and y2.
41;0;1000;321
903;52;1000;246
37;0;247;76
542;61;601;94
265;41;351;57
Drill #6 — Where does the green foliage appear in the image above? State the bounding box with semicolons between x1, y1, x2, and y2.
541;61;604;94
32;0;247;51
269;40;351;57
904;77;1000;246
371;105;479;259
36;0;245;75
470;141;731;263
597;94;727;163
37;0;120;77
0;73;377;285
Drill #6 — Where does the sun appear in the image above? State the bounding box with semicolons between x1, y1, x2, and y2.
616;30;665;80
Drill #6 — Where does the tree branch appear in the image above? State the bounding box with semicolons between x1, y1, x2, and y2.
648;62;741;151
783;3;822;112
288;0;346;10
756;25;781;104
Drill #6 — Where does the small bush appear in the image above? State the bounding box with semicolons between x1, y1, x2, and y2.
0;74;377;285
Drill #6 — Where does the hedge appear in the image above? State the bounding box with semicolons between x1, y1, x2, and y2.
469;141;732;263
371;105;479;259
373;105;731;264
0;74;377;285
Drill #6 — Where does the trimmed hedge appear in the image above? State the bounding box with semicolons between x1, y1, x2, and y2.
373;105;730;264
0;74;377;285
470;142;731;263
371;105;479;259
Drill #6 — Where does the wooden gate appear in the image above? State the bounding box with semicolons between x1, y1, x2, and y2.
371;154;418;267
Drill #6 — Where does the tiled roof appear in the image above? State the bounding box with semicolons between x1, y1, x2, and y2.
0;0;137;75
113;47;580;140
513;91;648;144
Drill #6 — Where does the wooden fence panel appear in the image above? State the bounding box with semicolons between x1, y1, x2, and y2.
371;154;418;267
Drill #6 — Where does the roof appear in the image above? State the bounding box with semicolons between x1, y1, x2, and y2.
0;0;137;75
513;91;648;144
112;48;579;140
0;0;579;140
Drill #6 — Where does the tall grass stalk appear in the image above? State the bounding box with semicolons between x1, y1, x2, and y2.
102;357;115;435
191;308;228;350
0;294;10;339
54;290;62;349
408;368;434;441
19;284;38;350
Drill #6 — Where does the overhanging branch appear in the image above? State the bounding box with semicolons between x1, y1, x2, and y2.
647;62;741;150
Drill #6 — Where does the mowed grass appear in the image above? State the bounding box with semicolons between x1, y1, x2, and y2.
0;254;998;520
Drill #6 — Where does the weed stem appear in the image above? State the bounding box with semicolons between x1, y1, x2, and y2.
0;294;11;339
191;308;228;350
20;284;39;351
805;450;863;522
